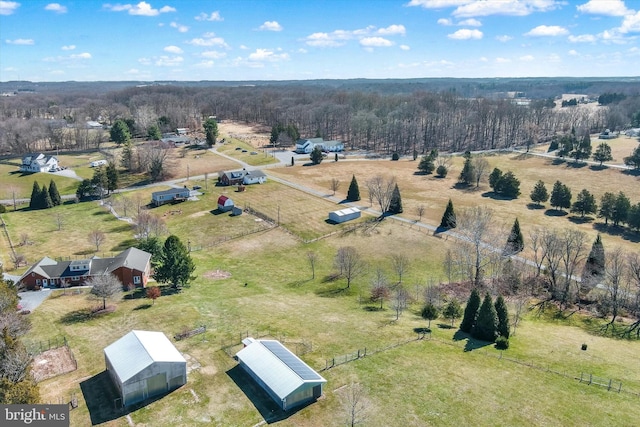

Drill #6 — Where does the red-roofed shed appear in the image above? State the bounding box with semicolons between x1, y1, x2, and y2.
218;195;234;212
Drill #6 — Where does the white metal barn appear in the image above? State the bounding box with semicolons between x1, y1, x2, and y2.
235;338;327;411
329;207;361;223
104;330;187;407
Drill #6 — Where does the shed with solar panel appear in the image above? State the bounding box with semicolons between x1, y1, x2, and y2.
235;338;327;411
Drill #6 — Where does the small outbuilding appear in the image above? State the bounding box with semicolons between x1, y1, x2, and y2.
235;338;326;411
151;188;191;207
104;330;187;407
218;195;234;211
329;207;361;223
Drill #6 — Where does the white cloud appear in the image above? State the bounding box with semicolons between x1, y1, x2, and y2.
164;45;182;54
496;35;512;42
195;11;222;21
577;0;628;17
568;49;579;56
103;2;176;16
298;48;308;53
258;21;283;31
360;37;394;47
0;1;20;15
247;48;289;61
187;33;228;48
452;0;560;17
406;0;472;8
6;38;34;45
239;44;248;50
524;25;568;37
138;57;151;65
61;44;75;50
125;68;139;74
304;32;346;47
45;3;67;13
70;52;91;59
619;10;640;34
447;29;483;39
458;18;481;26
377;24;406;35
155;55;183;66
437;18;453;25
169;21;189;32
568;34;596;42
546;53;561;62
519;54;534;61
495;57;511;63
400;44;410;50
195;60;215;68
201;50;226;59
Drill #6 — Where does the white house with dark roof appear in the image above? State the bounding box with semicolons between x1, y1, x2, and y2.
151;187;191;206
20;153;58;173
104;330;187;407
235;338;326;411
295;138;344;154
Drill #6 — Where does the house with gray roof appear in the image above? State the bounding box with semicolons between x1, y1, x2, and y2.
17;247;151;290
20;153;59;173
151;187;191;206
219;169;267;186
104;330;187;407
235;338;326;411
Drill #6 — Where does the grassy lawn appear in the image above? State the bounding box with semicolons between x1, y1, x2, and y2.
0;161;81;199
215;138;280;167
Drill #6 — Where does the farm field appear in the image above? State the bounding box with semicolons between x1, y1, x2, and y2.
1;122;640;426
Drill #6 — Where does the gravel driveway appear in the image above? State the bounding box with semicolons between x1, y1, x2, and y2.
17;289;51;312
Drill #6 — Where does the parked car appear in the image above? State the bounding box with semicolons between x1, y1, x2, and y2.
193;185;202;190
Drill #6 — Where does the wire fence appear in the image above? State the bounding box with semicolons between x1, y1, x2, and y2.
219;328;313;358
24;335;69;356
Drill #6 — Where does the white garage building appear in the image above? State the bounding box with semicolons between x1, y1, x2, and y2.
235;338;326;411
104;330;187;407
329;207;361;223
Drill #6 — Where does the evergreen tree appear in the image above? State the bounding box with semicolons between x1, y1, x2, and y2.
443;299;463;327
440;199;456;229
460;288;481;333
627;202;640;231
120;140;134;171
505;218;524;255
571;189;597;218
48;180;61;206
550;181;571;211
153;235;196;289
421;303;439;328
472;293;498;342
572;133;592;163
203;118;219;146
583;234;605;280
347;175;361;201
612;191;631;226
110;119;131;145
436;165;448;178
623;145;640;170
417;154;435;174
29;181;41;210
310;146;324;165
106;162;119;193
458;153;474;186
598;192;616;225
147;124;161;140
488;168;503;191
39;184;53;209
76;179;95;201
593;142;613;166
530;180;549;206
494;295;510;339
498;171;521;198
388;184;403;214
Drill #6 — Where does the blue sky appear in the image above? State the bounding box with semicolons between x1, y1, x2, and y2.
1;0;639;81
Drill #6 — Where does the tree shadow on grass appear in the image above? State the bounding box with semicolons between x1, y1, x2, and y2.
453;330;493;352
133;303;152;310
566;161;588;169
286;278;313;288
59;308;93;324
589;164;608;171
593;223;640;243
622;169;640;177
551;158;565;165
481;191;517;201
437;323;455;329
363;306;384;312
544;209;568;217
110;238;138;252
526;203;546;210
568;215;595;225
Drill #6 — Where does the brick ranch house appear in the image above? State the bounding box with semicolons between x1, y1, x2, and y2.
17;247;152;291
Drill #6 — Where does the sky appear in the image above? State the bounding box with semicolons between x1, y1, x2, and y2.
1;0;639;82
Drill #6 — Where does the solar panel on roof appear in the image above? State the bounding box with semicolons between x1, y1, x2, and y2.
261;341;321;381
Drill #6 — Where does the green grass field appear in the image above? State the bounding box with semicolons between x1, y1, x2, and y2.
4;137;640;426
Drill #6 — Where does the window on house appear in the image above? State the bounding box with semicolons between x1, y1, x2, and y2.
72;276;79;281
36;279;41;285
133;276;141;284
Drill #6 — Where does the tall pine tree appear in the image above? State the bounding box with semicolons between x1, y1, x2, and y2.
494;295;510;339
39;184;53;209
29;181;41;210
153;235;196;289
583;234;605;281
347;175;361;201
504;218;524;255
388;184;403;214
440;199;457;229
460;288;481;333
48;180;61;206
472;293;498;342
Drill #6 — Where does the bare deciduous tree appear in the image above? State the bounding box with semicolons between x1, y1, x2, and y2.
559;229;587;307
390;254;409;284
366;175;396;215
330;178;341;196
472;157;490;188
370;268;390;309
88;230;106;252
334;247;366;289
88;273;123;310
341;382;370;427
391;286;409;320
55;212;64;231
601;247;627;330
136;212;167;239
415;204;425;222
19;233;29;247
307;251;318;279
10;253;26;270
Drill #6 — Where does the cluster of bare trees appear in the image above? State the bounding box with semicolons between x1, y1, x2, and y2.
2;82;639;156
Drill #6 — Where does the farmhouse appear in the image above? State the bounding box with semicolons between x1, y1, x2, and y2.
17;247;151;290
329;207;361;223
219;169;267;186
151;187;191;207
235;338;326;411
20;153;59;173
218;195;234;212
295;138;344;154
104;330;187;407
